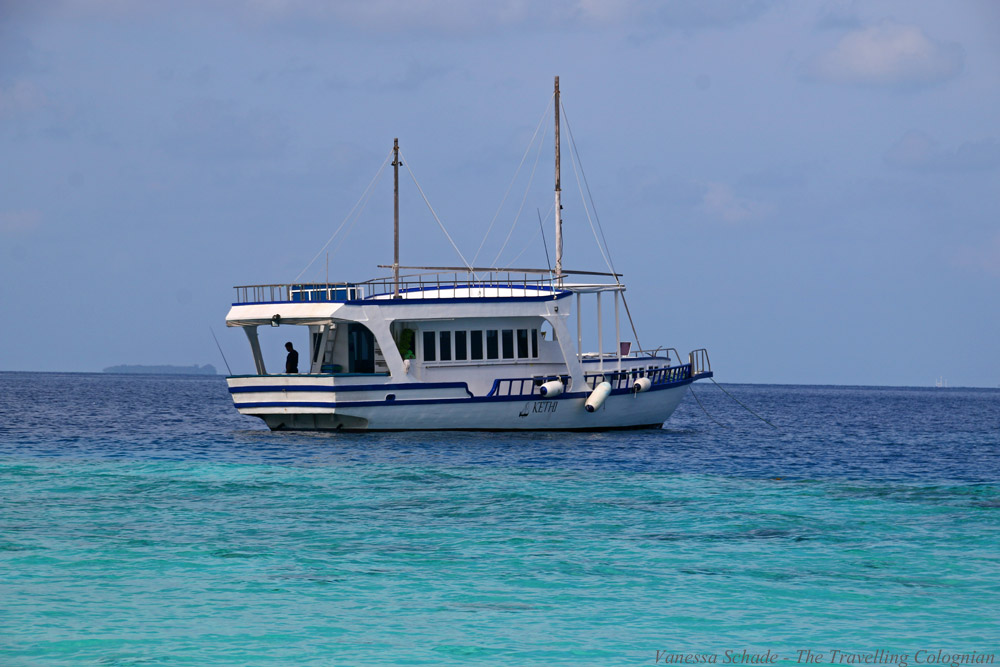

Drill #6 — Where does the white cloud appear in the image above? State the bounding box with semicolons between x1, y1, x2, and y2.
885;130;1000;172
808;22;963;89
701;183;769;223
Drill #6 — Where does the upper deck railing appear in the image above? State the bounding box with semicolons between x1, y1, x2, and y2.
233;267;623;305
233;283;363;304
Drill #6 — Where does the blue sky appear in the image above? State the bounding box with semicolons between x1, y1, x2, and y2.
2;0;998;386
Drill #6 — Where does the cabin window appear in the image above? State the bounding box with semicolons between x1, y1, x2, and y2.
486;330;499;359
423;331;436;361
455;331;468;361
471;330;484;360
501;330;514;359
397;328;416;360
516;329;529;358
531;329;538;357
348;323;376;374
439;331;452;361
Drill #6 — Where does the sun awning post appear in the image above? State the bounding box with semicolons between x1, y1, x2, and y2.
244;326;266;375
615;290;621;373
597;291;603;375
576;292;582;363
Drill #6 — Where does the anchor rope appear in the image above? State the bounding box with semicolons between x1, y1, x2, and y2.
689;384;730;428
296;148;393;282
710;378;779;430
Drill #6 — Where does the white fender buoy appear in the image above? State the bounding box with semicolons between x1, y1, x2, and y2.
632;377;652;393
539;380;564;397
585;382;612;412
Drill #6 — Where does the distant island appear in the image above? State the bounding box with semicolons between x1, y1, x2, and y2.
103;364;218;375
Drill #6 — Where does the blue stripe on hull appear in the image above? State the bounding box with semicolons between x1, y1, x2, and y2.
232;376;698;410
228;381;472;394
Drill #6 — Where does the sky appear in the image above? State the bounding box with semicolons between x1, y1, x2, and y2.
2;0;998;386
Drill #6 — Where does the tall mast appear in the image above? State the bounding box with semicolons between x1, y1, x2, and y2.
553;76;563;285
393;138;400;298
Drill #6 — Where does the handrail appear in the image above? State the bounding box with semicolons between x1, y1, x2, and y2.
376;264;622;278
232;276;574;304
485;364;691;398
233;283;364;304
688;348;711;375
585;364;691;390
627;346;680;363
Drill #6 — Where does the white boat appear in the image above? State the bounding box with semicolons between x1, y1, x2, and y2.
224;78;712;431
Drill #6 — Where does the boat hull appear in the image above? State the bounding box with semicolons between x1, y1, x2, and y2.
229;378;697;431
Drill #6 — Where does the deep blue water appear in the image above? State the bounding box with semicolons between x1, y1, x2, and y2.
1;373;998;665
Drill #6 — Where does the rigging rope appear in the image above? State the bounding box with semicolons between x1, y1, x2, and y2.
537;207;552;273
472;93;554;266
490;119;549;267
561;102;643;350
400;150;475;272
320;176;384;279
296;148;393;281
710;378;780;430
561;106;618;275
566;127;615;277
501;201;554;269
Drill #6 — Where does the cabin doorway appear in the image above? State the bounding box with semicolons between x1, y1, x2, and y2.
347;323;375;374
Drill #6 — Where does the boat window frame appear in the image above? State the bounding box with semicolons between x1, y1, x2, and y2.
486;330;499;360
419;326;544;367
516;328;529;359
501;329;514;359
422;331;436;362
439;330;452;361
470;330;483;360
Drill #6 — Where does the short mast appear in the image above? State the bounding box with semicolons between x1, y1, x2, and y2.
392;138;400;298
553;76;563;285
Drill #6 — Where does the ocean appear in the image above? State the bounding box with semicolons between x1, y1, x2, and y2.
1;373;998;665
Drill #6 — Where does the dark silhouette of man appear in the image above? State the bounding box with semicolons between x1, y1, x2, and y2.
285;342;299;374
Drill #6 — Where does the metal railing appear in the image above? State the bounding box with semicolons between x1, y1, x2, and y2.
688;349;711;375
487;375;571;397
232;268;630;305
585;364;691;390
485;364;693;398
233;272;573;305
619;346;680;363
233;283;363;304
362;271;563;300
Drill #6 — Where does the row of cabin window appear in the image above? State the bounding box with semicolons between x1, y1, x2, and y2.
423;329;538;362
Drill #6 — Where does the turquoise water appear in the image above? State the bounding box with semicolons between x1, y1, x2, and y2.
1;374;998;665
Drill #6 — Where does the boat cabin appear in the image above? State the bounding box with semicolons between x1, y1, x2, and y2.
225;269;699;398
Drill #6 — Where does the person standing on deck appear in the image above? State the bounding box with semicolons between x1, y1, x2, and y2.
284;342;298;374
